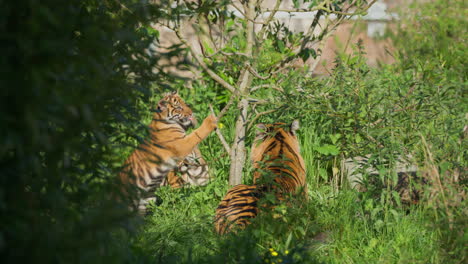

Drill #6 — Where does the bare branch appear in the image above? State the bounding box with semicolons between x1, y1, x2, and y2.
257;0;281;39
366;134;384;148
209;105;231;154
262;0;376;16
220;51;250;57
247;97;271;104
246;63;270;80
250;84;284;93
306;38;327;76
230;2;268;25
247;109;279;130
196;15;219;58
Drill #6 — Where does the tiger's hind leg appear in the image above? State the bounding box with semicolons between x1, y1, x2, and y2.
215;184;260;235
166;171;185;188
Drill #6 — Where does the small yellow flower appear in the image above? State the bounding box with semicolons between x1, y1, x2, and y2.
218;123;224;129
278;258;283;263
271;251;278;257
269;248;274;252
285;250;289;255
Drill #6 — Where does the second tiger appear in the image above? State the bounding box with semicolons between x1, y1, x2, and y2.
215;120;307;234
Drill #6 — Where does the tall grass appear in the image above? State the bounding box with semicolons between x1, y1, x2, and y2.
136;123;454;263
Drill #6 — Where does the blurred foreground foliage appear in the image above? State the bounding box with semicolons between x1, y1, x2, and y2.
0;0;169;263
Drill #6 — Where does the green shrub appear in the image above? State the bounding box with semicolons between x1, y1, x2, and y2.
0;1;169;263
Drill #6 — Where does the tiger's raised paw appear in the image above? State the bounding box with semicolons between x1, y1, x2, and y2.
202;114;218;131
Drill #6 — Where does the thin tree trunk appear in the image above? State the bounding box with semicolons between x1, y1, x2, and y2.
228;98;249;186
227;0;256;186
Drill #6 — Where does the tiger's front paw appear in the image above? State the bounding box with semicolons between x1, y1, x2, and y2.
202;114;218;131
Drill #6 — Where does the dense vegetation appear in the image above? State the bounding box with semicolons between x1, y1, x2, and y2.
1;0;466;263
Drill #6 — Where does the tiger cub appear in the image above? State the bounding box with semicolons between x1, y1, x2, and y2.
214;121;306;234
165;147;210;188
119;91;217;213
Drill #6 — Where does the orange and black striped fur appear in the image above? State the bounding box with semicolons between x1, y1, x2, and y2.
119;91;217;213
251;120;307;199
215;121;306;234
214;184;261;235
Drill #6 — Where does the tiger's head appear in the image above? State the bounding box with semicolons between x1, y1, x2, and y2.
156;91;194;129
251;120;301;163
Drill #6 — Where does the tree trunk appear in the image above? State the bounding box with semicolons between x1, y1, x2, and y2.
227;0;256;186
228;98;249;186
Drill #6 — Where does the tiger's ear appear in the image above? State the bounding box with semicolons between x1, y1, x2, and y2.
290;120;300;135
171;90;178;95
157;100;168;112
255;124;268;138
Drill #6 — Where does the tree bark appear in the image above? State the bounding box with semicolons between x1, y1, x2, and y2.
228;98;249;186
227;0;255;186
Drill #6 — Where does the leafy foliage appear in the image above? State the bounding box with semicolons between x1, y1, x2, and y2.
0;1;171;263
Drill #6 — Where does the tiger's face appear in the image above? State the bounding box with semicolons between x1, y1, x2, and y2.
251;120;301;164
157;92;194;129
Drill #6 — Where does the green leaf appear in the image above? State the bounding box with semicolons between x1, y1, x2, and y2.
226;19;235;29
369;238;378;249
285;232;293;249
355;134;362;143
319;168;328;180
277;40;285;53
315;144;340;156
329;134;341;144
202;41;214;55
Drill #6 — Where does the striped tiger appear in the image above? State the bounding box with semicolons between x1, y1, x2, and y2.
214;120;306;234
214;184;261;235
119;91;217;213
164;147;210;188
251;120;307;199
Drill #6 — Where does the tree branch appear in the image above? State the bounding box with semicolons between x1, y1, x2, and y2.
172;27;238;94
247;109;279;130
209;105;231;154
250;84;284;93
257;0;281;39
230;2;268;25
262;0;376;16
217;93;236;120
246;63;270;80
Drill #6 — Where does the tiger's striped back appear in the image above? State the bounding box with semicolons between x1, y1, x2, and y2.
215;120;306;234
251;120;307;199
214;184;261;235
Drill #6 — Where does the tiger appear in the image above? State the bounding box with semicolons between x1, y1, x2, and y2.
164;147;210;188
214;184;261;235
119;91;217;213
214;120;306;234
251;120;307;199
